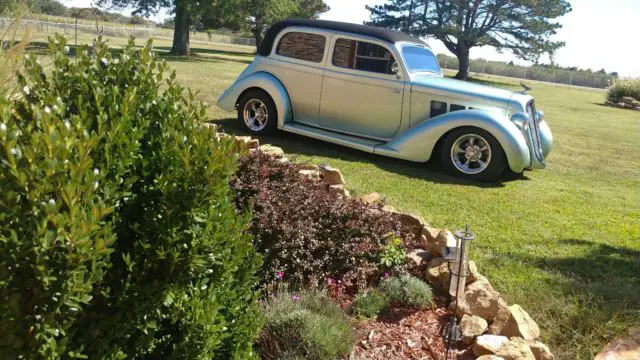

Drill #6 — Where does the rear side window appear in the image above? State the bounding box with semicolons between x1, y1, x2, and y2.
332;38;396;75
276;32;326;63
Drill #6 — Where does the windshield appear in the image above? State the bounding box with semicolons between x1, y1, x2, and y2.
401;46;442;75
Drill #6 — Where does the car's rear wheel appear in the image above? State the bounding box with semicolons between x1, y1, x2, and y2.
237;89;277;135
439;127;506;181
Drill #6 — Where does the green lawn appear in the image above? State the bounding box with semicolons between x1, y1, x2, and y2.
29;33;640;359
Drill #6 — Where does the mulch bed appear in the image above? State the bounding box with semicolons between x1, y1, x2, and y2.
351;307;474;360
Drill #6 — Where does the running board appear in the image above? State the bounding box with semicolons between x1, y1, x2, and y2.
282;123;385;153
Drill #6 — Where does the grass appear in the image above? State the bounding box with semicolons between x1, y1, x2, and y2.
18;32;640;359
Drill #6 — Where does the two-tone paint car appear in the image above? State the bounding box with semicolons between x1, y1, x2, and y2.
217;19;553;181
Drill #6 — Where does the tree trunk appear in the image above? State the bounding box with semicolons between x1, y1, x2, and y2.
253;15;265;50
170;0;190;56
454;47;470;80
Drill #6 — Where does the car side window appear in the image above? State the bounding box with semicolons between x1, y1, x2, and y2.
332;38;396;75
276;32;326;63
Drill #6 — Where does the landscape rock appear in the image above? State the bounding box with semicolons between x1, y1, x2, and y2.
394;212;426;234
421;228;455;256
297;163;319;171
234;136;254;151
495;337;535;360
406;249;430;267
381;204;397;212
460;314;488;344
425;257;450;290
473;335;509;356
298;169;321;181
420;226;441;250
328;184;350;197
259;144;285;157
467;260;480;284
500;304;541;341
488;304;511;335
320;165;345;185
476;356;505;360
457;279;503;321
621;96;636;105
595;327;640;360
359;192;381;204
527;341;554;360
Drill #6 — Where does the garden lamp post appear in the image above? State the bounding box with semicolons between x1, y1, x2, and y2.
441;225;475;359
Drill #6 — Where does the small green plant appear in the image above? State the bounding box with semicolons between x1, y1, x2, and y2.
258;290;355;360
380;275;433;309
380;237;406;269
350;289;388;318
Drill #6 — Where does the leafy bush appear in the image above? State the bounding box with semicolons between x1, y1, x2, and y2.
231;152;401;288
0;35;261;359
380;237;406;269
350;289;388;318
380;275;433;309
258;290;355;360
607;79;640;102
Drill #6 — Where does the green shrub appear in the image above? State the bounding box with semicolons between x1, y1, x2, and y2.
607;79;640;102
231;152;401;288
350;289;388;318
380;275;433;309
258;290;355;360
0;35;261;359
380;236;406;269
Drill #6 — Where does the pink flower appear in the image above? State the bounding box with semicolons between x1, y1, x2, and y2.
275;271;284;280
327;277;334;285
384;272;390;279
291;294;301;302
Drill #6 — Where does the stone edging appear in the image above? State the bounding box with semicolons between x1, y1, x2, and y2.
213;129;555;360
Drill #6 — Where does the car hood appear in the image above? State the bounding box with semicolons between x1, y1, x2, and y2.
410;74;517;109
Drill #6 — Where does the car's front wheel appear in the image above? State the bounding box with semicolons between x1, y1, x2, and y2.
439;127;506;181
237;89;277;135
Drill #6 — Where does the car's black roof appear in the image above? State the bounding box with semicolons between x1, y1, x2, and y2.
257;18;426;56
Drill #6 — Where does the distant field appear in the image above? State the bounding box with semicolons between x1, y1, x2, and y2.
18;33;640;359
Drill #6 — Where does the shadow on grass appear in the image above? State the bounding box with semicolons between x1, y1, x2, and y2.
211;117;527;188
154;46;254;65
490;239;640;358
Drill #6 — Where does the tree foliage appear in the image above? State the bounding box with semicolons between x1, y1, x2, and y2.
367;0;571;79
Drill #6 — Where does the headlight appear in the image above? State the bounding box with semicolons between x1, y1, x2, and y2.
511;112;530;132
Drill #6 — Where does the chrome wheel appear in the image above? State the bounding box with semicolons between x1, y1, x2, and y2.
242;99;269;131
450;133;492;175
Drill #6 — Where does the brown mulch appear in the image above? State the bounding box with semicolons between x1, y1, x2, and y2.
351;307;473;360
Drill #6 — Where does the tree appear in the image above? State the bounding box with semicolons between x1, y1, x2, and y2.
367;0;571;80
98;0;197;55
239;0;329;49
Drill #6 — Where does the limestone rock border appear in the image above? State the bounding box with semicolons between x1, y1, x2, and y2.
212;129;555;360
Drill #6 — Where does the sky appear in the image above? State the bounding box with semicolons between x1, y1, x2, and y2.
63;0;640;77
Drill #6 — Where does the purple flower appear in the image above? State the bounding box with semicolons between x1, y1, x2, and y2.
384;272;390;279
275;271;284;280
291;294;301;302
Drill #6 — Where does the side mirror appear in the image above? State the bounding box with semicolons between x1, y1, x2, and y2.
390;62;401;78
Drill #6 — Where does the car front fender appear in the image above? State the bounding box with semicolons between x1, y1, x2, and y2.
216;71;293;129
374;110;531;173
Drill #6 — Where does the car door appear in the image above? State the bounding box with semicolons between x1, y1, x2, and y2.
263;29;328;126
319;37;404;139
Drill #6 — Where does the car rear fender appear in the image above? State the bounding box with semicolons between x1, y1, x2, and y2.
374;109;531;173
216;70;293;129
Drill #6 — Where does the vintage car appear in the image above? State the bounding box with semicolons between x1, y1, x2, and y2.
217;19;553;180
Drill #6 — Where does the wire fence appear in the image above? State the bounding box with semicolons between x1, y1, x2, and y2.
1;17;616;89
437;54;614;89
0;17;256;47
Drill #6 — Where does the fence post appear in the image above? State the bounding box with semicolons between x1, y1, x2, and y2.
569;71;574;86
